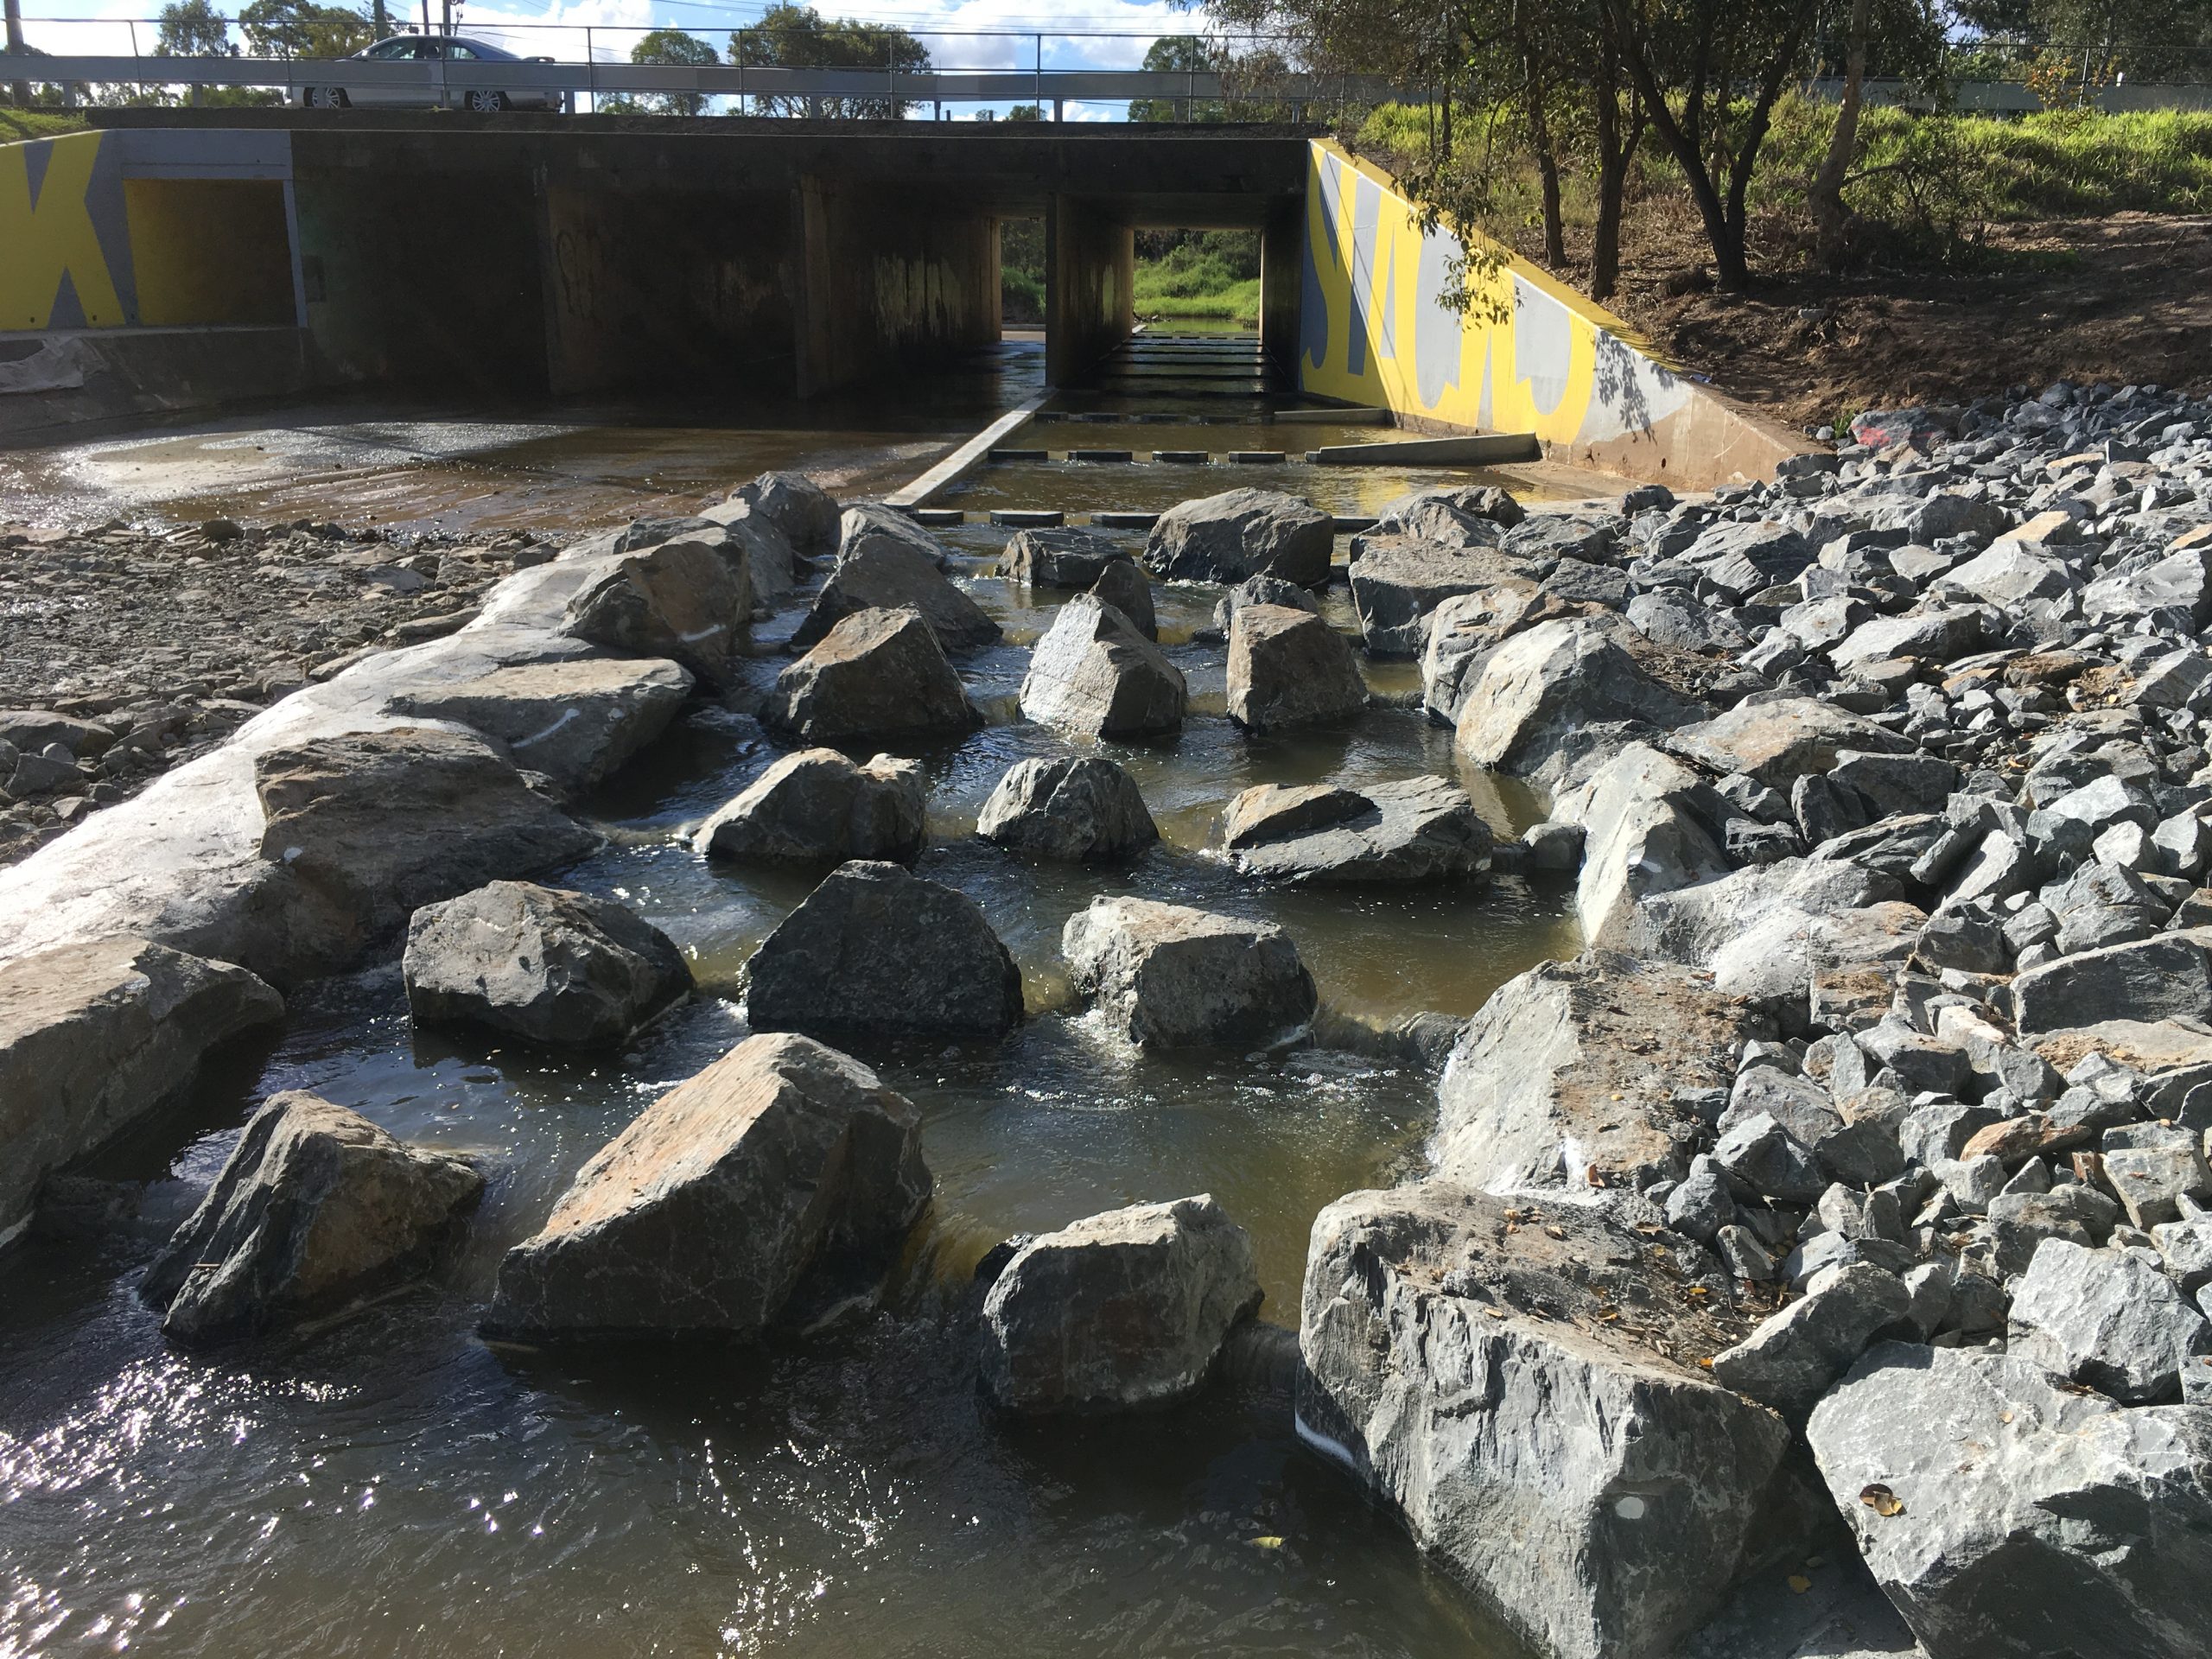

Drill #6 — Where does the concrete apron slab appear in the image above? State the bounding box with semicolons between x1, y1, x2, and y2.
0;552;617;983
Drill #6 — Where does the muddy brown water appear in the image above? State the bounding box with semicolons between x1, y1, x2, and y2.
0;339;1580;1658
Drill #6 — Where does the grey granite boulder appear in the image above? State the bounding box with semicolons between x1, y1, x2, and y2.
1553;742;1732;946
1300;1182;1792;1659
1221;776;1491;883
1085;556;1157;640
403;880;691;1047
1455;618;1707;776
2012;933;2212;1033
1669;696;1912;791
762;607;983;746
791;537;1001;654
141;1092;480;1343
389;657;693;796
563;535;752;686
1019;594;1186;738
726;470;841;553
1806;1343;2212;1659
1144;487;1334;587
2006;1236;2212;1402
1348;541;1532;658
692;748;925;864
976;756;1157;861
1710;1265;1911;1417
1434;955;1764;1192
0;937;284;1243
1419;582;1546;721
998;525;1125;588
253;726;600;976
980;1193;1261;1413
1062;896;1316;1049
834;500;951;569
1225;604;1369;731
746;861;1023;1040
486;1033;930;1338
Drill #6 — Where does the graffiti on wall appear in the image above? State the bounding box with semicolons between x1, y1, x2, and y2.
1300;140;1700;448
0;132;134;331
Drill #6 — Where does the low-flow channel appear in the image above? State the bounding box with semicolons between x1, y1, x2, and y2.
0;335;1585;1656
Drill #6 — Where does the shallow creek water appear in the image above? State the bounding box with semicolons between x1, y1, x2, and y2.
0;343;1586;1659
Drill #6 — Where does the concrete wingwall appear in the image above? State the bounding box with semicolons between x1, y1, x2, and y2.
1300;140;1810;489
1046;194;1134;388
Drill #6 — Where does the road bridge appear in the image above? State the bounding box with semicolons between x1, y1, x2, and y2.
1;115;1807;488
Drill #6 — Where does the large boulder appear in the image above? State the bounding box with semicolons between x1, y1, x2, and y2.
790;539;1001;654
1062;896;1316;1050
1553;743;1732;946
998;525;1126;588
1300;1182;1793;1659
1455;619;1706;776
0;937;284;1242
1806;1343;2212;1659
563;536;752;686
1348;541;1532;658
486;1033;930;1338
1669;696;1912;790
692;748;925;864
980;1194;1262;1413
1226;604;1369;731
976;756;1157;861
253;727;600;974
745;861;1023;1040
1420;582;1547;721
2012;934;2212;1033
140;1092;481;1343
1144;488;1334;587
1222;777;1491;884
1086;556;1158;641
762;607;983;746
1434;954;1768;1192
2006;1236;2212;1403
402;880;691;1048
834;500;952;569
1019;594;1186;739
1709;1265;1912;1418
728;470;841;553
389;657;692;796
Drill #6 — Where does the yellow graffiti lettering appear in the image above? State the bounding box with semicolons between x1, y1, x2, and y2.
0;133;125;330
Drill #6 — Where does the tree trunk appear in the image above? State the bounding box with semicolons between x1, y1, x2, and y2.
1589;29;1642;302
1513;20;1566;270
1809;0;1871;271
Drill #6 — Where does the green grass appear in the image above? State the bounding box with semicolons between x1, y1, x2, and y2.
0;108;90;142
1132;240;1262;326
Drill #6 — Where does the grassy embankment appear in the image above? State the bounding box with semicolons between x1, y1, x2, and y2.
0;109;89;142
1001;219;1262;329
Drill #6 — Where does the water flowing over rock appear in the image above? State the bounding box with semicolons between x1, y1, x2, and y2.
1433;954;1769;1192
141;1092;481;1343
389;657;693;796
403;880;691;1048
1454;618;1707;776
1221;777;1491;884
976;756;1157;861
746;861;1023;1040
762;607;983;746
980;1194;1262;1413
1299;1183;1792;1659
790;537;1001;655
486;1033;930;1339
0;937;283;1241
1225;604;1369;731
1806;1343;2212;1659
1019;594;1186;739
1143;487;1334;587
562;536;753;686
1062;896;1316;1050
692;748;925;864
253;727;600;977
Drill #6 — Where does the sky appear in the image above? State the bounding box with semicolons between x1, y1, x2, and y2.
12;0;1224;118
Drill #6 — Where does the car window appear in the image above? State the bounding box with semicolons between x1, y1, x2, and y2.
448;44;477;60
415;39;442;58
363;40;409;59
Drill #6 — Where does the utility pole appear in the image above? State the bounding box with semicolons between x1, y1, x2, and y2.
5;0;30;110
372;0;390;38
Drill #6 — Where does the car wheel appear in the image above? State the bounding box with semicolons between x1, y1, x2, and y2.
305;86;347;109
465;89;508;113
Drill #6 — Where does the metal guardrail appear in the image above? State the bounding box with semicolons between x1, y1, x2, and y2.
0;54;1402;111
1802;74;2212;112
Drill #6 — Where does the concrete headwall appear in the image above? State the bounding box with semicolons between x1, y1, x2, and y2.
1300;140;1808;488
799;179;1000;397
1;130;298;334
1046;195;1134;387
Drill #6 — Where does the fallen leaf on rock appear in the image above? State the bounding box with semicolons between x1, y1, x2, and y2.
1859;1484;1904;1518
1249;1535;1284;1549
1787;1574;1812;1594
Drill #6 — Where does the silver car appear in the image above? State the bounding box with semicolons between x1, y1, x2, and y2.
294;35;562;112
